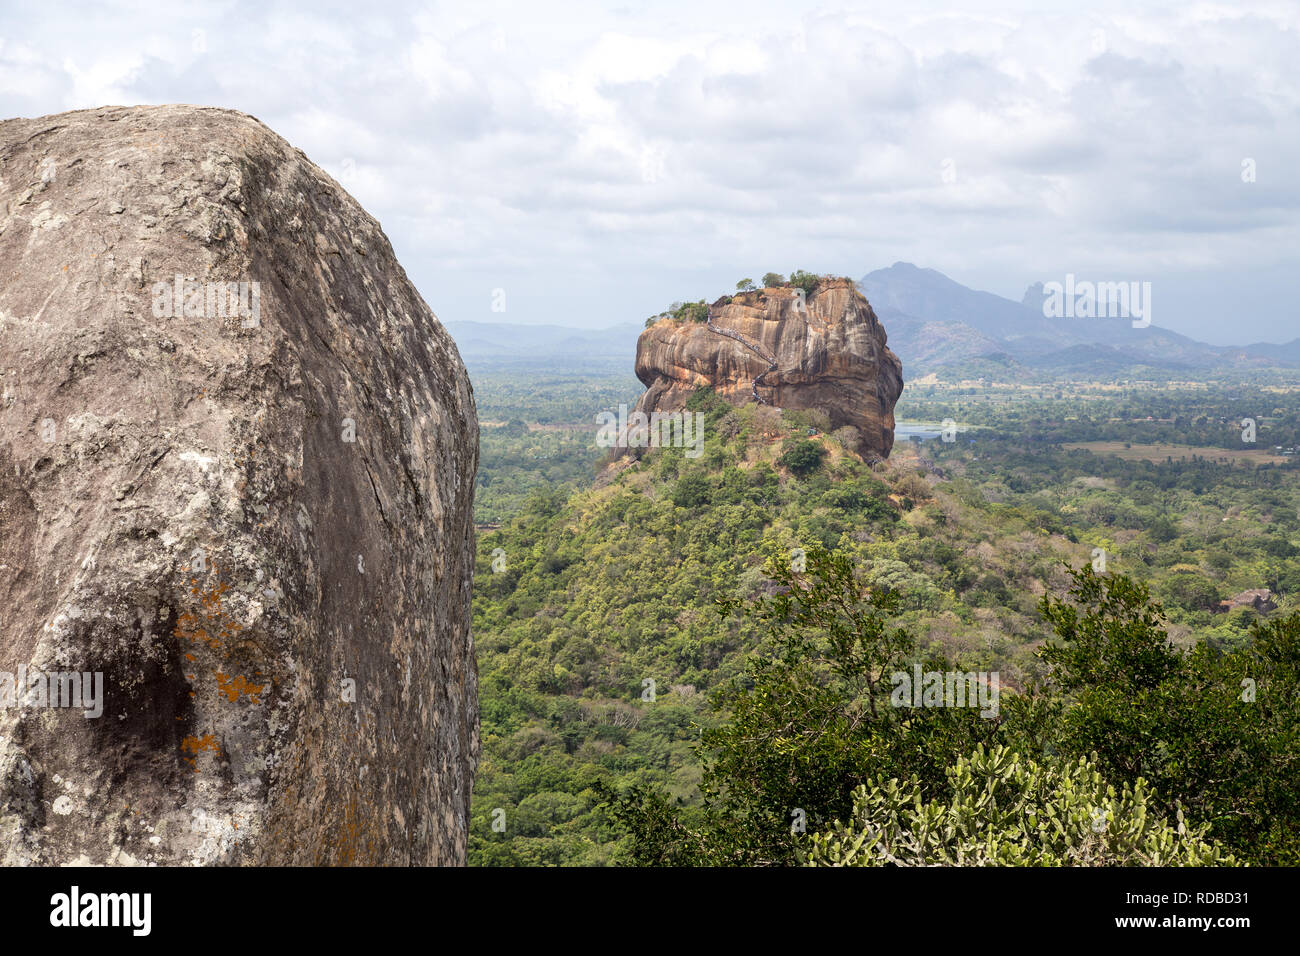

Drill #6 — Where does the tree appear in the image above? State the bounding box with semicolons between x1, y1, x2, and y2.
778;437;826;477
762;272;785;287
600;553;1300;866
806;745;1235;866
1159;573;1221;611
736;278;755;292
600;545;995;865
671;472;711;509
1032;565;1300;864
667;300;709;323
788;269;819;295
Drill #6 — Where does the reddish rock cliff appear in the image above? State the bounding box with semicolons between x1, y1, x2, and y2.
631;278;904;459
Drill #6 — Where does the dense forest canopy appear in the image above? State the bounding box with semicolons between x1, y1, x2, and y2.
469;369;1300;866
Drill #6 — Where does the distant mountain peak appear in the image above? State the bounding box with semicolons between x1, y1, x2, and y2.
1022;281;1046;311
856;264;1236;375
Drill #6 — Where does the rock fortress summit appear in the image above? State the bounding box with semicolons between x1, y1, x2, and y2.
625;277;904;461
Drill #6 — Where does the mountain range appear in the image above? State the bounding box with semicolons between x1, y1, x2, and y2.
859;262;1300;376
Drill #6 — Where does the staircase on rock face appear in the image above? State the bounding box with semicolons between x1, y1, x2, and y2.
706;305;783;406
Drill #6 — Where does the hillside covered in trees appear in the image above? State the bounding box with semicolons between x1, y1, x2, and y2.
470;381;1300;866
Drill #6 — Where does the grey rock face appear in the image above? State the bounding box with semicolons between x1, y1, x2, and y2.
0;105;479;865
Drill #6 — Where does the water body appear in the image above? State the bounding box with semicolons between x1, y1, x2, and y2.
894;421;945;442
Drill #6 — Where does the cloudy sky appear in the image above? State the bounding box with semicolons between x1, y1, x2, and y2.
3;0;1297;344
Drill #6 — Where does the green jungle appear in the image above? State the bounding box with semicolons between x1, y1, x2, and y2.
468;362;1300;866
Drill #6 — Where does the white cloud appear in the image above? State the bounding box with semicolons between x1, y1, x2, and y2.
1;0;1297;343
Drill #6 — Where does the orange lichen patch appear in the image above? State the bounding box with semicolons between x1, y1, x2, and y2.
181;733;221;755
170;561;278;724
336;796;360;866
197;577;230;617
215;671;265;704
180;732;224;772
173;611;213;648
172;573;251;660
172;575;236;652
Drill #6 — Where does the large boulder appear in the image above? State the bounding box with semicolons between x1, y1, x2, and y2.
0;105;479;865
631;279;904;459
